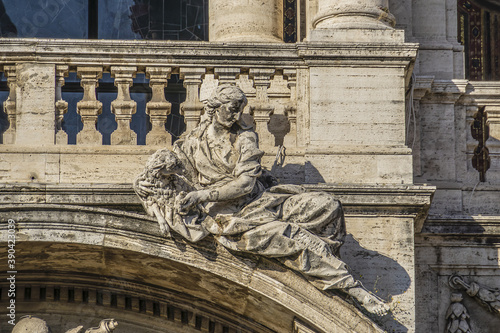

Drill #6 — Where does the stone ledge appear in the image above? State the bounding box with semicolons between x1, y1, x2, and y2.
0;204;384;333
0;38;418;68
0;182;435;232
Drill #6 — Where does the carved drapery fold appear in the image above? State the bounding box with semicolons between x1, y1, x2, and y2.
249;68;275;148
110;66;137;145
2;65;16;144
77;67;103;145
55;65;69;145
146;67;172;146
180;67;205;134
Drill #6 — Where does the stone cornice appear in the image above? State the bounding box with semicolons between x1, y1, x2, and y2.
0;38;419;69
0;182;435;232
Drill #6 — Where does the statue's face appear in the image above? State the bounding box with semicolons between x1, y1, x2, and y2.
215;99;244;128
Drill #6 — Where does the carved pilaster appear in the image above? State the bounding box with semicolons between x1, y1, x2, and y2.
55;65;69;145
180;67;205;134
146;67;172;146
2;66;16;144
249;68;275;148
77;67;103;145
283;69;297;148
111;66;137;145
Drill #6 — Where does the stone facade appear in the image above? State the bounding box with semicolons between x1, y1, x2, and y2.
0;1;498;332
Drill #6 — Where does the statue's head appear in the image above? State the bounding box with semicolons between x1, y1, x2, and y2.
12;316;52;333
205;84;248;128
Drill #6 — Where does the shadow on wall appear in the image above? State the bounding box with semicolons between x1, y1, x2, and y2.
271;162;326;185
341;234;412;332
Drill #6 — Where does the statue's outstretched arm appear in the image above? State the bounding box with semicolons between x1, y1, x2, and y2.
179;174;256;213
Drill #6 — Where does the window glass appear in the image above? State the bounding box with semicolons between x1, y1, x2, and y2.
128;0;208;40
1;0;88;38
98;0;139;39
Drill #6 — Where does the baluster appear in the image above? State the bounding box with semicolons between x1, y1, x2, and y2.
249;68;275;148
77;67;103;145
214;68;241;85
55;65;69;145
110;66;137;145
283;69;297;148
2;65;16;144
180;67;206;134
146;67;172;146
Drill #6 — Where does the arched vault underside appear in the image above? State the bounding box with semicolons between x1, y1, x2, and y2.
0;204;383;333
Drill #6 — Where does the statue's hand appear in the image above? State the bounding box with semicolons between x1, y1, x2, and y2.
135;180;155;197
178;190;209;214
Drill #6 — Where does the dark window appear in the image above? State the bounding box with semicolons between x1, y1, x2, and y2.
0;0;208;41
458;0;500;80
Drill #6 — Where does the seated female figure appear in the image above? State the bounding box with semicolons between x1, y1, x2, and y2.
134;84;389;316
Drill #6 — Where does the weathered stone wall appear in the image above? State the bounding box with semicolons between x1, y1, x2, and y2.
389;1;500;332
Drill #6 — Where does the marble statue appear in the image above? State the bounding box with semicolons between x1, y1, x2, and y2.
11;316;118;333
134;84;390;316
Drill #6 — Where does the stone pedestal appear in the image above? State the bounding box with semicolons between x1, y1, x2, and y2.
15;63;56;145
300;44;418;184
209;0;283;42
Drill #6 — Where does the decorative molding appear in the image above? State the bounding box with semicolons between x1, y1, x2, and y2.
445;293;473;333
449;275;500;316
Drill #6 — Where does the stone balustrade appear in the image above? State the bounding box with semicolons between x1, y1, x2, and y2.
0;38;420;188
0;40;298;151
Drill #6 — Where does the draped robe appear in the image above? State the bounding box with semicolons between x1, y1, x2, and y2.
165;120;358;291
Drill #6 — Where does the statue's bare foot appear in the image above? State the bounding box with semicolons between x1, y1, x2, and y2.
346;286;390;316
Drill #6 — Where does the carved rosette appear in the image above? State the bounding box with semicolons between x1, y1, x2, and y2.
76;67;103;145
146;67;172;146
180;67;206;134
110;66;137;145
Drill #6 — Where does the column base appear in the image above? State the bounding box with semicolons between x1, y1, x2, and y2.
309;28;405;43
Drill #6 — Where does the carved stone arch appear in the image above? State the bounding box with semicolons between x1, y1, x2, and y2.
0;204;383;333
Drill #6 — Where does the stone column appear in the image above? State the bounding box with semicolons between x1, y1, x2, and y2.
55;65;69;145
2;65;16;144
310;0;402;42
209;0;283;42
110;66;137;145
180;68;205;134
249;68;275;148
77;67;103;145
145;67;172;146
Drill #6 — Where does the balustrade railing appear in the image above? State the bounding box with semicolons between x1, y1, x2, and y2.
0;39;301;151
